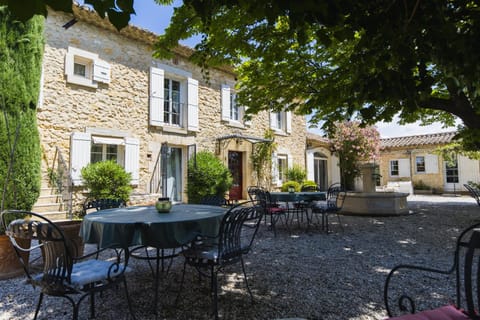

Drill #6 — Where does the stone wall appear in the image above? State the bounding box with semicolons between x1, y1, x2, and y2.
39;9;307;208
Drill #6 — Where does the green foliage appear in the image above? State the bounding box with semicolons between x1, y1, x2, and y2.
435;142;480;167
301;180;317;190
468;181;480;190
330;121;380;190
413;180;431;190
0;8;44;234
80;161;132;202
156;0;480;151
286;164;306;184
187;151;233;204
280;181;300;192
250;130;276;189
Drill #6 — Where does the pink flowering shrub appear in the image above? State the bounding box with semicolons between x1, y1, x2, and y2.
329;121;381;190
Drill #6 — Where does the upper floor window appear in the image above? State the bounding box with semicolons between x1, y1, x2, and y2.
270;110;292;134
230;92;239;121
415;156;426;173
65;47;110;88
149;65;199;132
221;84;248;126
164;78;182;126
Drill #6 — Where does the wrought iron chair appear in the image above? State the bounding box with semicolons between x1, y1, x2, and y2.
200;194;232;207
464;184;480;207
0;210;136;320
384;222;480;319
176;201;263;320
309;183;346;233
82;198;126;215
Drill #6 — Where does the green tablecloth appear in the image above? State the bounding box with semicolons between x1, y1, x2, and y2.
80;204;227;249
269;192;326;203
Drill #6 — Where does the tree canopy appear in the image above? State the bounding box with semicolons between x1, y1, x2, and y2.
5;1;480;149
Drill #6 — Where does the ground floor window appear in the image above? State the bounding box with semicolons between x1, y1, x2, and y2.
277;154;288;184
445;158;459;183
313;152;328;190
164;147;182;202
91;144;118;163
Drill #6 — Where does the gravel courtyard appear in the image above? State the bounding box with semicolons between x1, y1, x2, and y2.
1;195;478;320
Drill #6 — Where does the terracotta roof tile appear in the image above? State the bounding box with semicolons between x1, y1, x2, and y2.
381;132;457;148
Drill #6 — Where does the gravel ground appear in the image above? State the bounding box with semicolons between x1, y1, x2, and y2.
1;195;479;320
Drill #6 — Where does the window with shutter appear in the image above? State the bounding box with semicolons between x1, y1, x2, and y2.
149;64;198;132
270;110;291;134
70;132;140;186
65;47;110;88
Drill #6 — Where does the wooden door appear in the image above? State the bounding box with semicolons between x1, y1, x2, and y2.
228;151;243;200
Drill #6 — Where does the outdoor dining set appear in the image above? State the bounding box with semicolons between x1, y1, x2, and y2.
0;183;346;320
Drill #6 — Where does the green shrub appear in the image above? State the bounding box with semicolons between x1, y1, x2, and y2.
286;164;306;184
301;180;318;190
281;181;300;192
81;161;132;202
413;180;431;190
187;151;233;203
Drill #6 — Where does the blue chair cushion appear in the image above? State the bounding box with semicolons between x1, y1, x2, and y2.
33;260;131;290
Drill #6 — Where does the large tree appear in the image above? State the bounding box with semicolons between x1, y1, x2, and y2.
6;1;480;150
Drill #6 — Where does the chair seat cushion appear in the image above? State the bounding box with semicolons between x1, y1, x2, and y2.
387;305;470;320
34;260;130;290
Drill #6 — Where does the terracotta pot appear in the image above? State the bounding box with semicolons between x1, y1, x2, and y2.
0;234;30;280
54;220;84;258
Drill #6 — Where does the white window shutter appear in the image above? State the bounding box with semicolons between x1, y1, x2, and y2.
70;132;91;186
125;137;140;185
65;52;74;76
243;106;251;126
398;158;411;177
287;154;293;168
330;155;341;185
271;152;279;185
221;85;230;121
286;111;292;133
93;59;111;83
306;150;314;181
425;154;439;173
149;67;164;126
187;77;199;131
270;112;277;129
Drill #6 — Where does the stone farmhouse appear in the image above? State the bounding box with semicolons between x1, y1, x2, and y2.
36;6;309;217
378;132;480;194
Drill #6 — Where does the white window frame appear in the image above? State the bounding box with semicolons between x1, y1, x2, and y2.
277;154;288;185
70;132;139;186
221;84;249;126
270;110;292;134
65;47;110;88
149;65;198;131
415;156;426;173
390;160;399;177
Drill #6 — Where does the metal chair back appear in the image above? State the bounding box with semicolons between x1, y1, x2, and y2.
464;184;480;206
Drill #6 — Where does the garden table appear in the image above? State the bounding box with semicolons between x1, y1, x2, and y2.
269;192;327;228
80;204;227;314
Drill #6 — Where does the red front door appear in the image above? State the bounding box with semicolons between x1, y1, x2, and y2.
228;151;243;200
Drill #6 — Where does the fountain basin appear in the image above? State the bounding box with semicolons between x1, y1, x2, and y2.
342;192;409;216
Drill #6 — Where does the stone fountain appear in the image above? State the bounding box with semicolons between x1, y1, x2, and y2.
342;163;410;216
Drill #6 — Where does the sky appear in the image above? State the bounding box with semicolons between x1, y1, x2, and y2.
79;0;460;138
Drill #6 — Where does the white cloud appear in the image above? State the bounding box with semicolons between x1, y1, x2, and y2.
307;115;461;138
